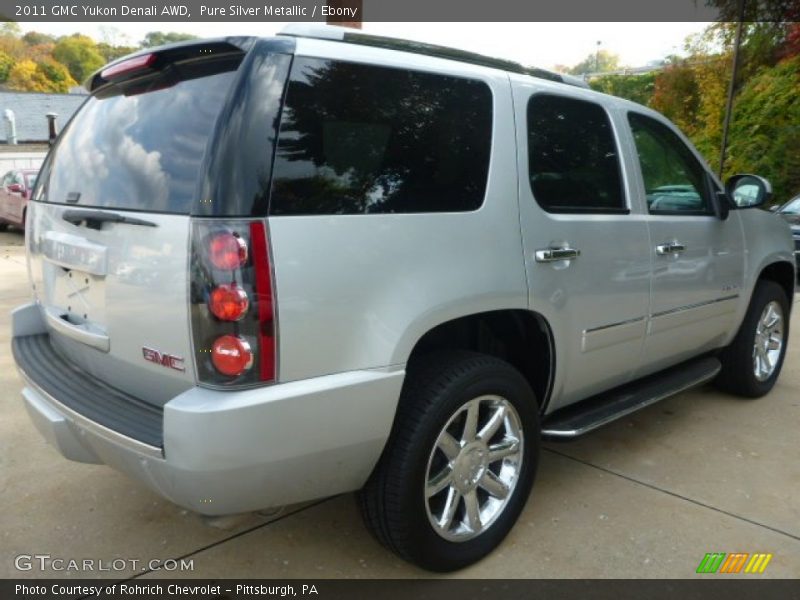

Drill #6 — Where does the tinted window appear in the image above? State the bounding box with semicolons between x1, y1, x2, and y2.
34;54;242;214
269;58;493;215
628;113;712;215
527;94;625;213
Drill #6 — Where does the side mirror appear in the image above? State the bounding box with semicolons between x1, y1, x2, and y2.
726;174;772;208
7;183;23;193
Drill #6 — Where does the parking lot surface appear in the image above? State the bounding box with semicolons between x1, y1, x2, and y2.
1;229;798;579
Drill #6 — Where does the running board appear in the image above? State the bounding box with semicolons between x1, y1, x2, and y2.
541;356;721;439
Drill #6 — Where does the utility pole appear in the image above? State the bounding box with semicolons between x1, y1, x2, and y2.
719;0;746;178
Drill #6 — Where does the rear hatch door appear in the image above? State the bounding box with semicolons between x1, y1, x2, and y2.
26;43;246;405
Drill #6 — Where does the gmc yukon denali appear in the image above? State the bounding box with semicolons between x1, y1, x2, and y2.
10;26;795;571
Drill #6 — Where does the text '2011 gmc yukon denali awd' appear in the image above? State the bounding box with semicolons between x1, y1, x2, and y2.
11;25;795;571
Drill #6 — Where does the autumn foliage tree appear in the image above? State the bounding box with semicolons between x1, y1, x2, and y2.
6;58;77;93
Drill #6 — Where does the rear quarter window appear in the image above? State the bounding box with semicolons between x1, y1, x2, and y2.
269;58;493;215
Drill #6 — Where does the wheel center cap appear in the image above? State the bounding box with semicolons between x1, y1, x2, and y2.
453;444;487;491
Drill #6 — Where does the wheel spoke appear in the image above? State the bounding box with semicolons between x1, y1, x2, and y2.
463;490;481;531
765;306;779;329
487;438;520;463
438;487;461;530
462;401;479;443
437;431;461;461
768;335;781;351
478;405;506;441
762;350;773;372
426;467;453;498
479;470;510;499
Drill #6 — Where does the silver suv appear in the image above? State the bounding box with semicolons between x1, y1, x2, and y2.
11;26;795;571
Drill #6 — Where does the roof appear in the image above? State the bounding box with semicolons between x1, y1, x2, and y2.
0;91;87;143
279;24;590;90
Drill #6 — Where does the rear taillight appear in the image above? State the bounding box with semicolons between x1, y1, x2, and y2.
209;284;249;321
190;219;277;386
208;231;248;270
211;335;254;376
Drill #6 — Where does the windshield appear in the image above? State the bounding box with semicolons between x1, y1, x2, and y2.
34;54;241;214
779;196;800;215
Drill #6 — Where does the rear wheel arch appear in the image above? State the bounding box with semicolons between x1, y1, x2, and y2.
403;309;554;412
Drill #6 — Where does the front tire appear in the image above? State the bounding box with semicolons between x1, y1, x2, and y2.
715;280;790;397
359;351;540;571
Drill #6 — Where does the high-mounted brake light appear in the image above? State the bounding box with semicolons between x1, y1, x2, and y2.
101;53;157;80
208;231;248;270
209;284;249;321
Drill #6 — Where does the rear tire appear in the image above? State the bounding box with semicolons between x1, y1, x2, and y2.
359;351;539;571
715;280;790;397
0;222;7;232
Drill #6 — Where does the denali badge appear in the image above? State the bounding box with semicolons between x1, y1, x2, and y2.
142;347;186;372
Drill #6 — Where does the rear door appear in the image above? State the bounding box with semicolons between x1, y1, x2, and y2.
26;46;246;404
514;85;652;410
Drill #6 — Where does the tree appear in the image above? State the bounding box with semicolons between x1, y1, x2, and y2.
6;58;77;92
52;34;105;83
36;59;77;92
589;72;656;106
0;22;21;37
568;49;620;75
140;31;197;48
22;31;55;46
97;42;138;63
0;50;13;82
726;55;800;203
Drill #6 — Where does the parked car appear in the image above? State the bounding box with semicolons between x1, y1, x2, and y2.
772;193;800;272
11;26;795;572
0;168;37;230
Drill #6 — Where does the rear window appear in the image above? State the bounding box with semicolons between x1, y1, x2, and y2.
269;58;493;215
34;53;242;214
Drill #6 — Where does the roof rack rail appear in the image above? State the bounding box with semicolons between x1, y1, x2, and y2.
278;24;589;90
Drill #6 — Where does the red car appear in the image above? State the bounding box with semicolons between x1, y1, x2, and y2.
0;168;38;230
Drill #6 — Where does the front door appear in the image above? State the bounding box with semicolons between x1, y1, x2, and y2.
626;111;745;372
514;84;652;410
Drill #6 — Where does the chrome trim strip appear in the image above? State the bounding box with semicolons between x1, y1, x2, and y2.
541;362;721;438
584;316;646;334
16;365;164;460
650;294;740;319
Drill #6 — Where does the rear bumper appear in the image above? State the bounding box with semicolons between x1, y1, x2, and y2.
12;303;404;515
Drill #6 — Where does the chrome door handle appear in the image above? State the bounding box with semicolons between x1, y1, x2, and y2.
535;247;581;263
656;242;686;255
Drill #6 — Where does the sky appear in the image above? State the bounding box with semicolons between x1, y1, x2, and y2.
14;21;710;71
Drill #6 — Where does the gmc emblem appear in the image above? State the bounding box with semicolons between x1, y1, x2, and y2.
142;347;186;372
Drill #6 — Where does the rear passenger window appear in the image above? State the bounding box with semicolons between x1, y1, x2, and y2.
269;58;493;215
527;94;626;213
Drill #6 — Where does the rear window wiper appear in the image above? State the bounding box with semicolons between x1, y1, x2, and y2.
62;209;157;229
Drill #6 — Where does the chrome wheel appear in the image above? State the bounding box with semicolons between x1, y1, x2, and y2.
753;300;784;382
424;395;524;542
